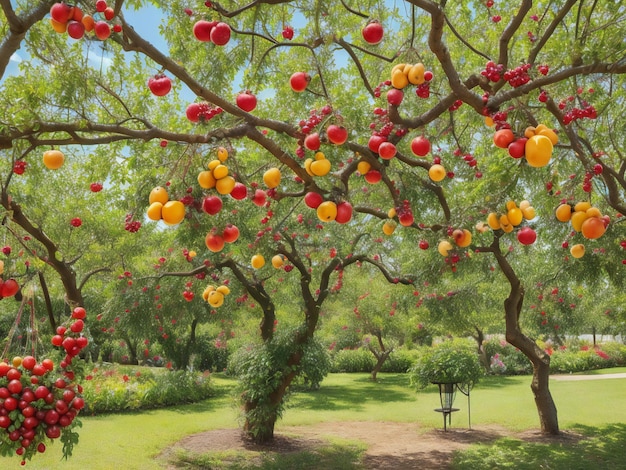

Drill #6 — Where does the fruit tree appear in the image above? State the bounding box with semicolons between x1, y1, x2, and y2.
0;0;625;448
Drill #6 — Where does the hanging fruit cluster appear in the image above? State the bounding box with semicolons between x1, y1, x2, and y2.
484;200;538;245
304;152;332;177
389;62;434;99
0;307;87;464
555;201;610;259
492;124;558;168
49;1;121;41
202;284;230;307
146;186;186;226
197;147;236;195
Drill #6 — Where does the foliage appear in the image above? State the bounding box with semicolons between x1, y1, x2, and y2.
409;339;484;389
380;349;422;373
330;348;376;373
548;344;626;374
80;364;212;414
482;339;533;375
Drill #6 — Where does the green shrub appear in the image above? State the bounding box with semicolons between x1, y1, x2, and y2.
381;349;422;373
81;364;212;414
409;339;483;390
192;332;229;372
549;345;624;373
331;348;375;373
482;339;532;375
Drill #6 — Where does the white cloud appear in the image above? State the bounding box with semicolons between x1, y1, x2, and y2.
9;53;21;63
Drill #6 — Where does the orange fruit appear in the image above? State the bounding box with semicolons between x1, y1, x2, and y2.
437;240;453;256
251;254;265;269
382;220;397;235
507;207;524;226
217;147;228;162
581;217;606;240
574;201;591;212
212;164;229;180
570;244;585;259
317;201;338;222
149;186;169;205
487;212;501;230
570;210;589;232
161;200;185;225
146;201;163;221
271;254;285;268
197;170;217;189
12;356;22;368
50;18;67;33
357;161;371;174
310;158;331;176
207;291;224;307
428;164;446;182
82;14;95;32
263;168;281;188
493;129;515;149
524;135;553;167
42;150;65;169
215;175;236;194
555;204;572;222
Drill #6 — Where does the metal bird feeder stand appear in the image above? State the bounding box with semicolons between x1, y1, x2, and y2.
433;382;472;431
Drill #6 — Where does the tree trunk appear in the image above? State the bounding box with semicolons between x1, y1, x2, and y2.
472;326;490;372
370;348;392;381
493;243;559;435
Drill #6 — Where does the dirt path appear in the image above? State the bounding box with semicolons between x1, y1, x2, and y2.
162;421;582;469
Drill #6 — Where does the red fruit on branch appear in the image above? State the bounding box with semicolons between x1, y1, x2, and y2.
362;20;384;44
148;74;172;96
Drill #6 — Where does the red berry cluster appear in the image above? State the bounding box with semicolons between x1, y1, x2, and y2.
124;214;141;233
481;61;504;82
12;160;27;175
295;105;333;157
370;107;407;138
537;64;549;75
89;182;103;192
396;200;414;227
561;103;597;125
448;99;463;111
416;82;430;98
538;90;548;103
373;80;392;98
185;102;223;123
503;63;532;87
49;1;121;41
490;110;511;130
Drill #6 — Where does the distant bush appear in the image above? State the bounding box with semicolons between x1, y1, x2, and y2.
482;339;532;375
330;348;375;373
81;364;212;414
381;349;422;373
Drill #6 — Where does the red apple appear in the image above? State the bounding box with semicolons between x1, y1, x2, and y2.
398;211;414;227
148;74;172;97
289;72;310;92
411;136;431;156
364;170;382;184
419;240;429;250
507;137;527;159
66;21;85;40
252;189;267;207
335;201;353;224
386;88;404;106
202;195;223;215
0;279;19;298
50;2;73;23
368;135;386;153
222;224;240;243
362;20;384;45
236;91;257;112
304;133;321;151
230;182;248;200
95;1;107;13
282;26;294;40
378;142;397;160
193;20;216;42
517;227;537;245
326;125;348;145
210;22;231;46
94;21;111;40
205;231;225;252
304;191;323;209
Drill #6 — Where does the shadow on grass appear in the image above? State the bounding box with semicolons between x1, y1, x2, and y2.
170;440;366;470
451;423;626;470
289;375;415;412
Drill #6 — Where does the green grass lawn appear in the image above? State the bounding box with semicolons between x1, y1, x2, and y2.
0;369;624;469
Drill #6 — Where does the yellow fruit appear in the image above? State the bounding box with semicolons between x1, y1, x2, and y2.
501;223;514;233
50;18;67;33
216;285;230;295
212;164;229;180
317;201;338;222
0;259;4;275
149;186;169;205
251;254;265;269
507;207;524;226
456;229;472;248
188;250;197;258
382;220;397;235
391;69;409;89
519;200;531;210
584;207;601;218
391;63;407;76
263;167;281;188
304;158;314;176
555;204;572;222
202;285;215;301
570;210;589;232
570;244;585;259
407;62;425;85
207;290;224;307
574;201;591;212
198;170;217;189
505;200;517;211
438;240;453;257
534;124;549;134
525;135;553;168
522;206;536;220
524;126;536;138
537;127;558;145
162;200;186;225
499;214;511;227
487;212;501;230
208;159;221;171
43;150;65;169
357;161;371;174
217;147;228;162
310;158;331;176
484;116;495;127
314;151;326;161
271;254;285;268
12;356;22;368
215;175;236;195
387;208;397;218
428;164;446;182
146;201;163;221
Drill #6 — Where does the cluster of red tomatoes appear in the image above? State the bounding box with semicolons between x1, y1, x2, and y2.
0;307;87;464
